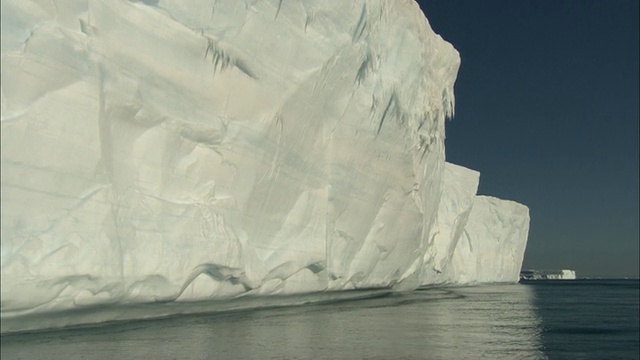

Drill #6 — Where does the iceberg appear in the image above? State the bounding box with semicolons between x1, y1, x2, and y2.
442;195;530;284
420;163;479;284
421;163;530;286
520;269;577;280
1;0;528;332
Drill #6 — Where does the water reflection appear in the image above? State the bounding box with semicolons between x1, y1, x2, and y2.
2;285;547;359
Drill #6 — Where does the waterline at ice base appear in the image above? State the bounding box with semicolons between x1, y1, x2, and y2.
0;0;529;333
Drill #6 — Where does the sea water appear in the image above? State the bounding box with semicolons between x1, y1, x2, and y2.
1;279;638;359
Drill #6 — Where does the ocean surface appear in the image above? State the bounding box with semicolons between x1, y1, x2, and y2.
1;279;638;359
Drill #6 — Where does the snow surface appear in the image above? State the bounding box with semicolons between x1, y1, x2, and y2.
1;0;528;332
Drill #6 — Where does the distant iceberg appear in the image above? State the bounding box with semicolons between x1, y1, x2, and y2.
520;269;577;280
1;0;529;332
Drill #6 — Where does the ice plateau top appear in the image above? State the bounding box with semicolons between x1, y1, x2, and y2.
0;0;530;332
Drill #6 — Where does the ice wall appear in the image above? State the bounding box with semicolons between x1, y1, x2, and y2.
1;0;533;333
421;164;530;286
421;163;479;284
444;196;530;284
1;0;460;324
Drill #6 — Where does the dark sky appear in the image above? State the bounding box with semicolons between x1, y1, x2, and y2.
416;0;639;277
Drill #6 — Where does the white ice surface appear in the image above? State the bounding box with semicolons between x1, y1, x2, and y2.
1;0;529;332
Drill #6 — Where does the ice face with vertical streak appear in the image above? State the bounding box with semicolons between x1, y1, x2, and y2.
0;0;529;333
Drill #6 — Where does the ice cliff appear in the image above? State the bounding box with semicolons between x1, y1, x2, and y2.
1;0;528;332
422;164;530;285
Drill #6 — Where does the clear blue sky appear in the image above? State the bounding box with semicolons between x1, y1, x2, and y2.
417;0;639;277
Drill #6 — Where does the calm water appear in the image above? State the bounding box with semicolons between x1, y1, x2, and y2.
1;279;638;359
